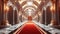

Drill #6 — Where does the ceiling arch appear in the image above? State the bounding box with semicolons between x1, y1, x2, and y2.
24;7;36;11
7;0;52;18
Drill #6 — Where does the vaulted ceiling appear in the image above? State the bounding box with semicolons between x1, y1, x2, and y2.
7;0;52;18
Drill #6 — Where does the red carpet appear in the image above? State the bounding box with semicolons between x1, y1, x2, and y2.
14;21;46;34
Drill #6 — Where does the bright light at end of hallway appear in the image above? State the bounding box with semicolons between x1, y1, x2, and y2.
28;9;32;16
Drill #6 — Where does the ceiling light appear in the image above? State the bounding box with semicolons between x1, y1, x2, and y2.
27;1;33;6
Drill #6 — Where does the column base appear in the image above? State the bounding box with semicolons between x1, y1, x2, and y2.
49;19;58;26
2;19;11;27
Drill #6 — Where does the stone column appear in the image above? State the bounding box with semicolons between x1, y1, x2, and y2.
2;0;11;26
50;0;58;26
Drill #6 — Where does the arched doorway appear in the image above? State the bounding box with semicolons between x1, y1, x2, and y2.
28;16;32;21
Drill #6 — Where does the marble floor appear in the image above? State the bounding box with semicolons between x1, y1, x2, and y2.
0;21;60;34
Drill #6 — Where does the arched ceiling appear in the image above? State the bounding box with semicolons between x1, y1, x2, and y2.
7;0;52;18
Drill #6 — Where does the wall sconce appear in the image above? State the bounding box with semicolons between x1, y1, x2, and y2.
4;4;9;12
50;4;55;13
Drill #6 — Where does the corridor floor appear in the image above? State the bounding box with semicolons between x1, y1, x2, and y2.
14;21;46;34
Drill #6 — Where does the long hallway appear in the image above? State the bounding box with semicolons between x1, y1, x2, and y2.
0;0;60;34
